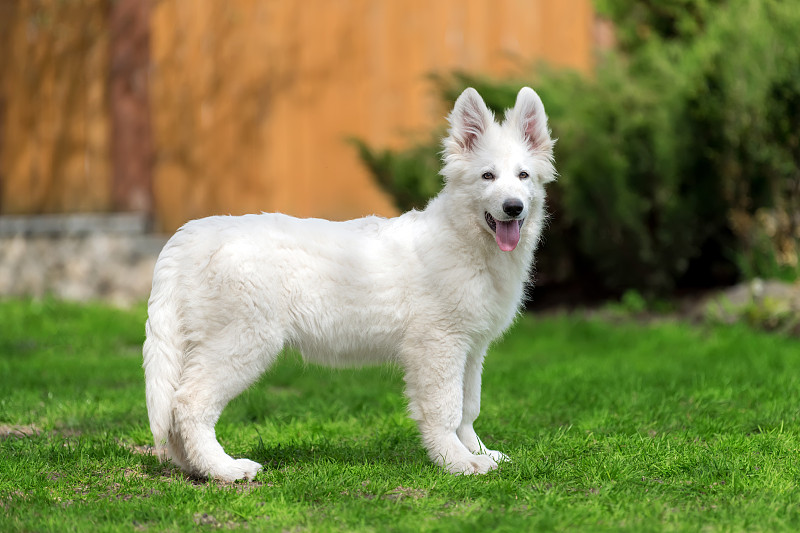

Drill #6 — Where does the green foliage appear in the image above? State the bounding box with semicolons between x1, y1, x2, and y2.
4;299;800;531
350;138;442;212
542;56;714;294
354;0;800;296
613;289;648;314
686;0;800;280
594;0;727;52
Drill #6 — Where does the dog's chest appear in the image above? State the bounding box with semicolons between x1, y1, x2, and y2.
477;271;526;334
427;256;526;339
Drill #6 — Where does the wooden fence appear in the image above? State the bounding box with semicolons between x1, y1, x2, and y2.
1;0;594;232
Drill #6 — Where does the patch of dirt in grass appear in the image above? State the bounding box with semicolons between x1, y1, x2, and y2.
194;513;221;527
104;481;163;502
0;424;41;438
193;512;247;529
122;465;149;480
341;481;427;502
49;482;93;509
384;485;428;501
128;443;158;455
119;439;168;460
224;480;272;493
47;471;67;482
437;500;478;518
1;490;27;509
0;425;85;442
340;479;376;500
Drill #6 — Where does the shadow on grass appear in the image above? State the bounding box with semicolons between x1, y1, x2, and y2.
128;428;430;487
250;428;429;471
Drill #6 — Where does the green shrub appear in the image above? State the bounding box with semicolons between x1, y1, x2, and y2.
350;138;442;213
684;0;800;280
594;0;727;53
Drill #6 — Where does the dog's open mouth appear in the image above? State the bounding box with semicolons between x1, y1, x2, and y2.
485;212;524;252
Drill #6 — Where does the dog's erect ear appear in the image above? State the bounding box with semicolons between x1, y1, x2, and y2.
445;88;494;154
509;87;552;154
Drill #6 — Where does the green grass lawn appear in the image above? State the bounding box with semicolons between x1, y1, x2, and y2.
2;299;800;532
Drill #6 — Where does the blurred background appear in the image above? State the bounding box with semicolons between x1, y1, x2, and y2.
0;0;799;315
0;0;593;230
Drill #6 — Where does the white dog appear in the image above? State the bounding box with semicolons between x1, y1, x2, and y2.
143;87;555;481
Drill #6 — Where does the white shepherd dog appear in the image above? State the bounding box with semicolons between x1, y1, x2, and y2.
143;87;556;481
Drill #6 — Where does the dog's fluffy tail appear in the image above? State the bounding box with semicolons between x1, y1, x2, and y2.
142;245;184;456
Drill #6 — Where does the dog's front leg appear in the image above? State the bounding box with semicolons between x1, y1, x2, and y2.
456;349;510;464
402;343;499;475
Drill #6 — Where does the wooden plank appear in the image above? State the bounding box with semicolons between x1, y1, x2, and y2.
110;0;154;214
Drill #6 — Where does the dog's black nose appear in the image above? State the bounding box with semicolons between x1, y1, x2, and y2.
502;199;524;218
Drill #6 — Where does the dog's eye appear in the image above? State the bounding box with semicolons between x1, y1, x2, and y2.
482;172;495;181
519;171;529;180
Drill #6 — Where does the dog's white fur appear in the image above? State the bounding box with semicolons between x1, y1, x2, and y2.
143;87;555;481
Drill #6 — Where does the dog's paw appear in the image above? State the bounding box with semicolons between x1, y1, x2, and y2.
231;458;263;481
446;454;498;475
482;449;511;464
213;458;263;482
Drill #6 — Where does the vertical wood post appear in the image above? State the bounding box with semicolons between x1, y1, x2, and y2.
110;0;154;216
0;1;16;214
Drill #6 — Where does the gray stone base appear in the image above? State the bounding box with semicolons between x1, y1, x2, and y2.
0;214;166;307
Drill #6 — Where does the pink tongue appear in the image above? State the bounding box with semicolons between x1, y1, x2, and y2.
495;220;520;251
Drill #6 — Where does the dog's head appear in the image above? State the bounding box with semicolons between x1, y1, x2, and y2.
441;87;555;252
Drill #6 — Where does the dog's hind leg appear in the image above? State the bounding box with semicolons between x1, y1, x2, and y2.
456;348;510;463
402;339;499;475
170;335;281;482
